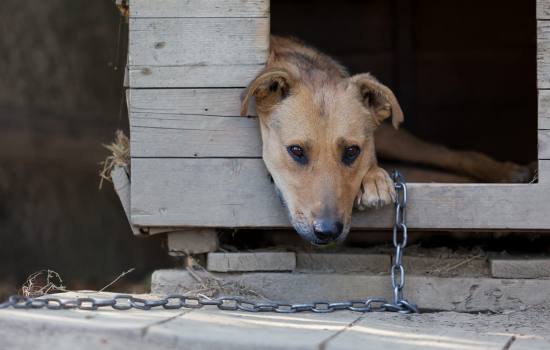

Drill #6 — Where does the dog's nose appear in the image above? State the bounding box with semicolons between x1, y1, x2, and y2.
313;219;344;241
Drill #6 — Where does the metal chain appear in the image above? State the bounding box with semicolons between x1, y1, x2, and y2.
389;171;416;312
0;171;417;314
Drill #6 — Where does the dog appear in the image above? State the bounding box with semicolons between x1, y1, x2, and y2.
241;36;533;245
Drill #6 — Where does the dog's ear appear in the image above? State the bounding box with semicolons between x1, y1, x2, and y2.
350;73;404;129
240;68;294;117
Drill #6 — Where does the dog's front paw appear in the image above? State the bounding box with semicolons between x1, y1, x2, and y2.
355;167;396;210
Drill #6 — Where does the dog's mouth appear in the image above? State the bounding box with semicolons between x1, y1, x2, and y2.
273;183;351;245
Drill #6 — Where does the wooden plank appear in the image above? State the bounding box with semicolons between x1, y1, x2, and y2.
128;64;264;88
538;21;550;88
128;89;248;116
131;0;269;18
538;0;550;19
538;159;550;184
131;158;550;229
540;129;550;159
538;89;550;129
130;113;261;158
129;18;268;66
128;17;268;87
128;88;260;157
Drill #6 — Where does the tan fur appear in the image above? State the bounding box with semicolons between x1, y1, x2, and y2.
241;36;401;244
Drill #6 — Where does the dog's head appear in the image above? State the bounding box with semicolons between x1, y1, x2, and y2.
241;68;403;245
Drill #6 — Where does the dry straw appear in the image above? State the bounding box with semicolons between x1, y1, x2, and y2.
99;130;130;189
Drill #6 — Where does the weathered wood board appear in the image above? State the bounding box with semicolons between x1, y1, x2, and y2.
130;114;261;158
128;89;247;117
538;21;550;89
131;158;550;229
539;159;550;184
538;0;550;20
130;0;269;18
128;65;264;88
128;18;268;88
540;130;550;159
538;89;550;129
128;89;261;158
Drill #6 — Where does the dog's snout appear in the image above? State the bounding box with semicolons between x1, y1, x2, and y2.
313;219;344;241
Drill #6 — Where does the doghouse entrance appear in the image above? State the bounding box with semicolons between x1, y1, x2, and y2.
271;0;538;183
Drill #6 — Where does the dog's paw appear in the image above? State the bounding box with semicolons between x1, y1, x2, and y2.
355;167;396;210
498;161;536;183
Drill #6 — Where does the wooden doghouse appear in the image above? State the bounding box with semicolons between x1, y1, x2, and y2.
120;0;550;253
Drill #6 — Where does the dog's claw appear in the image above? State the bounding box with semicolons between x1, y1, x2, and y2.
355;167;396;210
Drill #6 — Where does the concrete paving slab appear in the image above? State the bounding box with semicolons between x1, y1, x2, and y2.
403;255;489;277
491;257;550;279
152;269;550;312
295;253;390;273
325;310;550;350
324;315;510;349
207;252;296;272
144;307;360;349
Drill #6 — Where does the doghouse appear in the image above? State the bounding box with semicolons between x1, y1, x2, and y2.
119;0;550;253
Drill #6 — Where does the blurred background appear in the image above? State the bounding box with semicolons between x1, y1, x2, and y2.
0;0;170;298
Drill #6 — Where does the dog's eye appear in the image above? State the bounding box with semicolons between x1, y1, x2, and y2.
342;145;361;165
287;145;308;165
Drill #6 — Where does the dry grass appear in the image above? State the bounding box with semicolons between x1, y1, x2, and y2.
99;129;130;189
183;257;271;301
21;270;68;297
19;267;137;298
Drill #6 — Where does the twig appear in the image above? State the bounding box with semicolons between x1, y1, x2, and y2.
430;254;483;275
99;268;135;292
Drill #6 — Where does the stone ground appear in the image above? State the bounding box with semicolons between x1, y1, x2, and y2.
1;292;549;350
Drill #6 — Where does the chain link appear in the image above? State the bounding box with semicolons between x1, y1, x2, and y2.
0;171;417;314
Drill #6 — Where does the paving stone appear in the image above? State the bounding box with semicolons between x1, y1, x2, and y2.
295;253;390;273
152;269;550;312
403;255;489;277
324;314;511;350
490;257;550;279
207;252;296;272
143;306;359;350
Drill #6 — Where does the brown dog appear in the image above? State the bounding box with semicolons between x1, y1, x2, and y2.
241;36;532;245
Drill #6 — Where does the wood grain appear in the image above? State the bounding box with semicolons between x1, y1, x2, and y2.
538;89;550;129
538;160;550;184
128;89;249;117
540;129;550;159
129;18;268;66
130;113;261;158
128;64;264;88
538;21;550;89
128;89;263;157
538;0;550;19
128;17;268;88
130;158;550;229
130;0;269;18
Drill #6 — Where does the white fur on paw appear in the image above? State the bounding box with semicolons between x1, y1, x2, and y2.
355;168;396;210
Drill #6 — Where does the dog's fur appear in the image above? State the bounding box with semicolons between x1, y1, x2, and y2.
241;36;533;245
